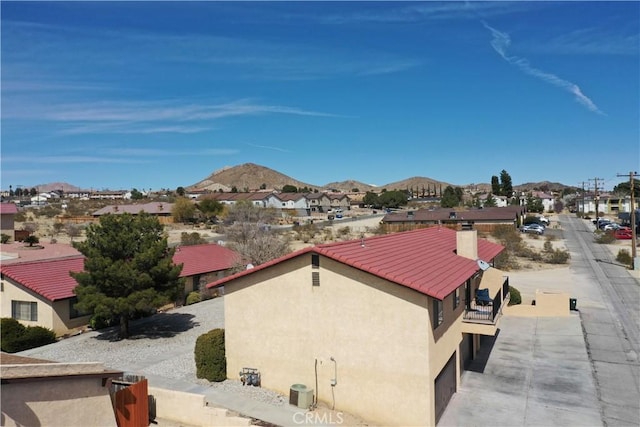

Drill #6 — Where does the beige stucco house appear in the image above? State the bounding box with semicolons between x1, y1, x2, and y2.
208;227;509;426
1;353;121;427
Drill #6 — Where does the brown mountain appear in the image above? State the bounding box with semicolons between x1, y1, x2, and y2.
322;180;376;192
190;163;319;192
381;176;452;192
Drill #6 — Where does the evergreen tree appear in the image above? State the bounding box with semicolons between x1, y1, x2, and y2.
491;176;501;195
500;170;514;198
440;186;460;208
484;193;497;207
71;213;183;339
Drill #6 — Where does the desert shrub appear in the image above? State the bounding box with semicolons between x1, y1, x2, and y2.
24;235;40;247
186;291;201;305
1;318;56;353
616;249;632;267
508;286;522;306
1;233;10;243
336;226;351;239
543;241;554;253
545;249;571;264
195;328;226;382
181;232;207;246
14;211;27;222
594;231;616;244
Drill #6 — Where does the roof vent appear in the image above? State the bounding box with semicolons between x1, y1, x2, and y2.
449;211;456;219
407;211;414;218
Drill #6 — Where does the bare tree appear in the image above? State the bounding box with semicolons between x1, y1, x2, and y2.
66;224;82;241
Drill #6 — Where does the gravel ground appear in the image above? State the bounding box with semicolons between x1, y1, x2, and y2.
18;296;288;407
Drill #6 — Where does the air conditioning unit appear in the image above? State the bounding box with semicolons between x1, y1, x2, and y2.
289;384;314;409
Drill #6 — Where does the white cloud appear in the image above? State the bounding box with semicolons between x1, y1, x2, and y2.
482;22;605;115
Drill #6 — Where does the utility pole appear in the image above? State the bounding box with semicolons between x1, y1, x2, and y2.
617;171;638;269
589;178;603;222
578;181;588;215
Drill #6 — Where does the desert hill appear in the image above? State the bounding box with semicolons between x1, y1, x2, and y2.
323;180;376;193
190;163;319;192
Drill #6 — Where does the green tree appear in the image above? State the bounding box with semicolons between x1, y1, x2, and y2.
231;186;238;193
172;197;197;223
259;183;267;190
484;193;497;207
612;179;640;198
176;186;186;197
24;235;40;247
71;213;183;339
378;190;408;209
282;184;298;193
130;188;144;200
197;198;223;221
491;176;500;195
440;186;461;208
500;170;514;198
525;193;544;213
363;191;380;208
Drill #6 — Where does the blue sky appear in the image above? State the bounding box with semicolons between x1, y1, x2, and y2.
2;1;639;192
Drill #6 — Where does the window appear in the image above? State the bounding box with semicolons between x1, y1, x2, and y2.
12;300;37;321
311;254;319;269
69;297;89;319
433;299;443;328
312;272;320;286
454;288;460;309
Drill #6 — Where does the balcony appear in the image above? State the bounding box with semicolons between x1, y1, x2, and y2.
461;275;510;335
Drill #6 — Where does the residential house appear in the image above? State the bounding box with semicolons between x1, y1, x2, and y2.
0;202;18;239
0;256;90;336
89;190;127;200
92;202;175;224
519;191;555;212
327;193;351;211
577;193;633;216
201;192;269;207
1;353;122;427
0;241;240;335
305;193;332;213
265;193;310;215
207;227;509;426
173;243;241;298
381;206;526;233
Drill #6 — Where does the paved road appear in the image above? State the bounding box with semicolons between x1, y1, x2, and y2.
561;214;640;425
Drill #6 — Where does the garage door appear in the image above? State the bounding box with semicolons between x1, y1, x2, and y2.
435;352;457;423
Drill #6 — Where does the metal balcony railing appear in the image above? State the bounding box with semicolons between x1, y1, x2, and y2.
463;277;510;324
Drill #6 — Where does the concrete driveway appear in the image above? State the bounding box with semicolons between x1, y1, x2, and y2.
438;315;601;427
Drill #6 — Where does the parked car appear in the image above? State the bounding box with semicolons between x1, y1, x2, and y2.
603;223;624;231
539;216;550;225
521;224;544;235
613;229;633;240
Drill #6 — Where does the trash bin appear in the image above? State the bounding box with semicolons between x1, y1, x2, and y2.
570;298;577;311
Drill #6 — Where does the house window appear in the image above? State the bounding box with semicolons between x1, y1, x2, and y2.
312;272;320;286
69;297;89;319
311;254;319;269
433;299;443;328
454;288;460;309
12;300;37;321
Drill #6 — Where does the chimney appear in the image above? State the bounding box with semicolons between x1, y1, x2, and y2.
456;229;478;260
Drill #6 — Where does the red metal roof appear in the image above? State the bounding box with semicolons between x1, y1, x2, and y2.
208;227;504;300
172;243;240;277
1;256;85;301
0;203;19;215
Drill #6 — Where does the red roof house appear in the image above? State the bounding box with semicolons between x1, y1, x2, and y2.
207;227;510;426
1;256;88;336
172;243;241;298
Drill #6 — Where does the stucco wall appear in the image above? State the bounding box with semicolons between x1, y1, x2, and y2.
149;387;251;426
0;279;55;331
1;376;117;427
224;254;464;426
0;279;88;336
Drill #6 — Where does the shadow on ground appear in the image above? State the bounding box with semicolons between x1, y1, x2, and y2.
466;329;500;373
94;312;199;341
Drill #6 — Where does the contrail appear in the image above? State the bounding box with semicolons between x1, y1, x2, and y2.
482;21;605;115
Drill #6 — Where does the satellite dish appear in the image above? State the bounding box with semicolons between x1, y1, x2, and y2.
246;263;254;270
476;259;491;271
